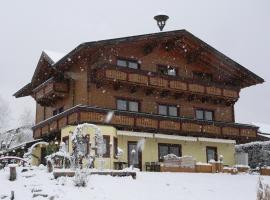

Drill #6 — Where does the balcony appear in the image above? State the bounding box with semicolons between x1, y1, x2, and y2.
32;77;69;106
32;105;258;143
93;64;239;103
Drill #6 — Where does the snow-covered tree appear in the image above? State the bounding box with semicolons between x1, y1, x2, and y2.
19;107;34;127
236;141;270;168
0;95;10;131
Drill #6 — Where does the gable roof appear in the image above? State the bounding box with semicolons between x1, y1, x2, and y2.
14;29;264;98
53;29;264;86
43;50;65;64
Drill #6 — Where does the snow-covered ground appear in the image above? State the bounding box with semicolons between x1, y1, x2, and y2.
1;166;270;200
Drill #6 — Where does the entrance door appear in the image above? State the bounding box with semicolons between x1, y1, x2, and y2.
128;141;142;171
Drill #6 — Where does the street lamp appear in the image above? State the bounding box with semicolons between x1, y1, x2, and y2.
154;14;169;31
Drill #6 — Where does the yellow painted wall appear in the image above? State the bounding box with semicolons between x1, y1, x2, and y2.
118;135;235;170
59;124;235;171
32;145;41;166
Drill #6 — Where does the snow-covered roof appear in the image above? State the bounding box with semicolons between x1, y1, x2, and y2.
117;130;153;138
43;50;65;64
252;122;270;134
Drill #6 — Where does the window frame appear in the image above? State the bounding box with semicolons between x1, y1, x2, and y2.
157;103;179;117
116;58;140;69
193;71;213;82
113;137;118;159
62;136;69;152
116;98;140;112
52;107;64;116
206;146;218;162
158;143;182;162
102;135;110;158
195;108;214;121
157;64;178;76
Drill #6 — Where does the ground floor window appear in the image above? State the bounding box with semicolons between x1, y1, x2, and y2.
113;137;118;158
206;146;218;162
158;143;181;161
62;136;69;152
102;135;110;158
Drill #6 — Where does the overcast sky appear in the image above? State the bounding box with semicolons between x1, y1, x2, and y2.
0;0;269;129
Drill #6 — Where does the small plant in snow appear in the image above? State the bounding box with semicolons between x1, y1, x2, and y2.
73;169;88;187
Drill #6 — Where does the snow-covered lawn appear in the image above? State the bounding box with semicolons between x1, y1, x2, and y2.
1;166;270;200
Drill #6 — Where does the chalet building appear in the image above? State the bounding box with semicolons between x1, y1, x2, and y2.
14;30;264;170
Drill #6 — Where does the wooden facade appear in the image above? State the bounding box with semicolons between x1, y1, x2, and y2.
14;30;264;144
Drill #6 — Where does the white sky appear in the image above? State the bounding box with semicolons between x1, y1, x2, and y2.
0;0;269;129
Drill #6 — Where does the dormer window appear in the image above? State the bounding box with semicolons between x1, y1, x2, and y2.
117;58;139;69
193;71;213;82
157;65;177;76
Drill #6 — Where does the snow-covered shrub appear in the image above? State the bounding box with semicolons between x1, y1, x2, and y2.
45;142;71;169
73;169;88;187
0;126;33;151
236;141;270;168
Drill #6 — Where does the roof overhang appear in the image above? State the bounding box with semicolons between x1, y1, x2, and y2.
13;83;32;98
53;29;264;88
14;29;265;98
117;130;236;144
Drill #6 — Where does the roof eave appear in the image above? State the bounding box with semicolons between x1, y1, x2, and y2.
13;83;32;98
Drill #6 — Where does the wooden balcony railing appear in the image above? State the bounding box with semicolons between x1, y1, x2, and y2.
32;105;258;143
93;64;239;100
32;77;69;106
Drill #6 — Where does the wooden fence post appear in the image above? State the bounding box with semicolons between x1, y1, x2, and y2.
9;165;17;181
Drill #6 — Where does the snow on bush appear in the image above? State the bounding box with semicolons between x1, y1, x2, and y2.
73;169;88;187
45;143;71;169
0;126;33;151
236;141;270;168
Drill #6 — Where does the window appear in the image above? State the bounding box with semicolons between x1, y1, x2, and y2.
117;99;139;112
117;58;139;69
59;107;64;113
193;71;213;82
117;99;127;110
157;65;177;76
158;143;181;161
113;137;118;158
52;107;64;116
206;146;218;162
62;136;69;152
158;104;178;116
103;135;110;158
53;110;58;116
129;101;139;112
195;109;214;121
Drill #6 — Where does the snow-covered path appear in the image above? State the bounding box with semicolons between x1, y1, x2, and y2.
1;166;270;200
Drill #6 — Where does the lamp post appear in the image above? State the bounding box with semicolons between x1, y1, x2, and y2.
154;14;169;31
